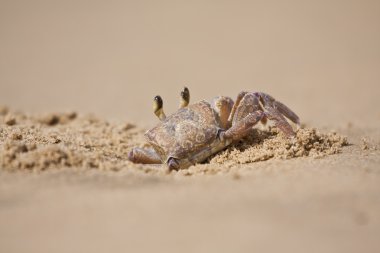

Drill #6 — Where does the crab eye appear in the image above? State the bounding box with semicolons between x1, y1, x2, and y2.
154;95;163;103
153;95;163;110
180;87;190;100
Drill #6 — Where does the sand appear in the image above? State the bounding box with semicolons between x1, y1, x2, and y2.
0;108;348;173
1;107;380;253
1;1;380;253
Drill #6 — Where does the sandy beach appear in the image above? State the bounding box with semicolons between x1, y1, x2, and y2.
1;1;380;252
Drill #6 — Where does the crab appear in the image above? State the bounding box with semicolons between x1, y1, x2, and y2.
128;87;300;171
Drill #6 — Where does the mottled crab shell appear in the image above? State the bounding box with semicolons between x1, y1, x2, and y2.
144;100;219;162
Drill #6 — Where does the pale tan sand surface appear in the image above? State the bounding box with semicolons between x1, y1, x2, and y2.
0;108;379;253
1;0;380;252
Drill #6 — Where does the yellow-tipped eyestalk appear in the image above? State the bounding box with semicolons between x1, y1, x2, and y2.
153;96;166;121
179;87;190;108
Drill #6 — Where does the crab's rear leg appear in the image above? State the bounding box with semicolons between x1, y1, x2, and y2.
128;147;162;164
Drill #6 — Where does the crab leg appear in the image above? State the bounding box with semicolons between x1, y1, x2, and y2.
227;91;248;125
153;95;166;121
230;93;262;124
179;87;190;108
228;92;299;137
255;92;300;126
128;147;162;164
221;111;265;141
253;92;300;136
211;96;234;129
264;107;296;137
228;92;266;126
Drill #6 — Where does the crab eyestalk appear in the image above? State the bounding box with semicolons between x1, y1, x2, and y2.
153;95;166;120
179;87;190;108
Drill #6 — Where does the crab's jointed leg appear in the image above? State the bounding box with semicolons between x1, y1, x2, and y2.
230;93;262;124
128;147;162;164
228;91;247;126
221;111;265;141
256;92;300;126
211;96;234;129
228;92;299;137
153;95;166;121
254;92;300;137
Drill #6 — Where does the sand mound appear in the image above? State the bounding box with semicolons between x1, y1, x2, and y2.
209;127;348;167
0;108;348;172
0;109;143;171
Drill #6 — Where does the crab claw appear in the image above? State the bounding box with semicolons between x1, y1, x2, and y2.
128;147;161;164
167;157;180;171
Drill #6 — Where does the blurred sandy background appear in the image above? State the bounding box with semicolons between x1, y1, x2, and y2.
1;0;380;253
1;0;379;126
